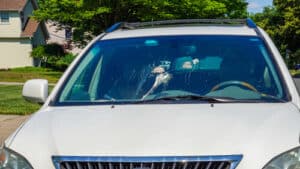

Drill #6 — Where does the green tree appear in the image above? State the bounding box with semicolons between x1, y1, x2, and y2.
252;0;300;67
219;0;248;18
251;7;284;50
274;0;300;57
34;0;247;44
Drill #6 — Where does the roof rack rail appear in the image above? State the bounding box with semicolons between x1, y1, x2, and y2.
106;18;257;33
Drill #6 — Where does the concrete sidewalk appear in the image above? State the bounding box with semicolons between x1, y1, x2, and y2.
0;82;24;85
0;115;29;143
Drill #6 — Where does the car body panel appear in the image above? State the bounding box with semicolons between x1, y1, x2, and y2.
7;103;300;169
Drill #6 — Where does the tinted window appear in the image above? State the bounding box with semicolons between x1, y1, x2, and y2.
56;36;288;104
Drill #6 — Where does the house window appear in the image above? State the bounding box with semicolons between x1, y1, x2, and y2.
0;12;9;23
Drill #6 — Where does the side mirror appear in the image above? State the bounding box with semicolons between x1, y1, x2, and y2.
22;79;48;103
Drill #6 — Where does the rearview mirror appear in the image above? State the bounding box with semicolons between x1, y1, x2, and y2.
22;79;48;103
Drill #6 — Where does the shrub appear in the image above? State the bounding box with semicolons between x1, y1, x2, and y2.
53;53;77;71
31;43;76;71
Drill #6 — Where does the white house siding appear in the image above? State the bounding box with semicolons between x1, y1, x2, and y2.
0;12;21;38
0;38;33;69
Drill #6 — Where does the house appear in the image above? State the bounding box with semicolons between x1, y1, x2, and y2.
46;22;82;55
0;0;48;69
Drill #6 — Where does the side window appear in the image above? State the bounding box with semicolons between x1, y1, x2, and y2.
0;12;9;23
60;46;102;101
67;61;95;100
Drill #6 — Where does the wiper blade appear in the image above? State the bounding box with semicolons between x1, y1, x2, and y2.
137;94;237;103
259;93;286;103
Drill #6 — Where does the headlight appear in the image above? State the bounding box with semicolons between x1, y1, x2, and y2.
263;147;300;169
0;145;33;169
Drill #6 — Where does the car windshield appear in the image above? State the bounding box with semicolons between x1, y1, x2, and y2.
56;35;288;104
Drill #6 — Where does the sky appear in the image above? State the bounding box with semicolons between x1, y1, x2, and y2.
247;0;273;13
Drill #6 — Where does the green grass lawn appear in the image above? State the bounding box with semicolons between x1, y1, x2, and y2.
0;85;53;115
0;67;60;115
0;67;62;83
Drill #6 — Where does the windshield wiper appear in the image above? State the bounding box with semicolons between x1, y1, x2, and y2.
136;94;238;104
258;93;286;103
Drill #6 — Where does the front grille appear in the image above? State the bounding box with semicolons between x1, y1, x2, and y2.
53;156;242;169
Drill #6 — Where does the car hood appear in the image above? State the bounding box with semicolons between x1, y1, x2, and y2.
6;103;300;169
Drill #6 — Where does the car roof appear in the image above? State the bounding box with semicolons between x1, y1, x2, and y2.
101;25;258;40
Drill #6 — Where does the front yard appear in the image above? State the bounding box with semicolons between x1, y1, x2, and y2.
0;85;54;115
0;67;62;83
0;85;41;115
0;67;59;115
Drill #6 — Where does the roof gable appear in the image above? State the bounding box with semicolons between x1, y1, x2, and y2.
21;17;39;37
0;0;27;11
21;17;49;39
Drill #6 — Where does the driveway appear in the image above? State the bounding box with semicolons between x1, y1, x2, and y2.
0;115;29;143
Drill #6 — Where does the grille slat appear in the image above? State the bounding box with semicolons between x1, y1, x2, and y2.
161;162;165;169
87;162;93;169
172;162;176;169
205;162;211;169
76;162;82;169
193;162;199;169
217;162;224;169
130;163;133;169
65;162;72;169
182;162;187;169
98;162;103;169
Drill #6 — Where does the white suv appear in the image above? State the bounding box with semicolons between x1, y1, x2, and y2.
1;19;300;169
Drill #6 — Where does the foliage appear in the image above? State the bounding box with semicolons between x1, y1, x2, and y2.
53;53;77;70
251;0;300;67
31;43;76;70
274;0;300;62
31;43;64;66
34;0;248;45
251;7;283;45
